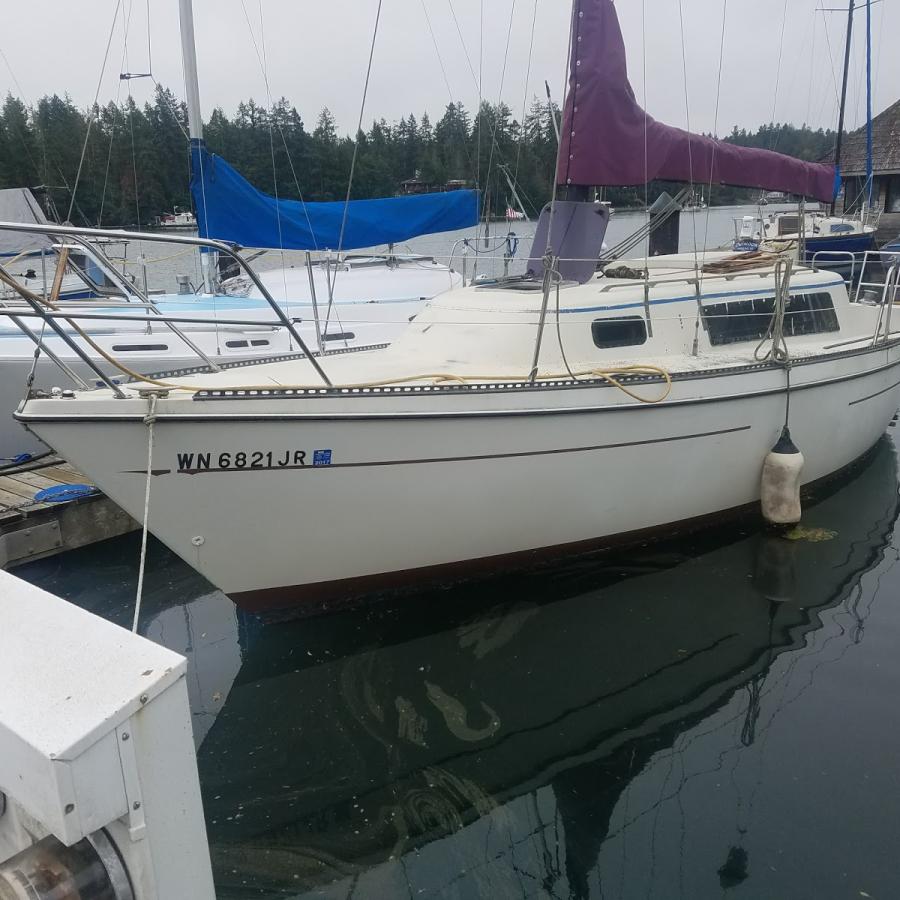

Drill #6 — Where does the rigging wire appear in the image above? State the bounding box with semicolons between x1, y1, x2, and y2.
442;0;538;224
68;0;124;223
699;0;729;279
675;0;698;269
417;0;475;173
805;0;818;126
767;0;789;151
237;0;292;335
236;0;319;251
513;0;539;188
335;0;385;260
480;0;518;232
641;0;649;270
0;42;91;224
328;0;384;333
100;6;134;226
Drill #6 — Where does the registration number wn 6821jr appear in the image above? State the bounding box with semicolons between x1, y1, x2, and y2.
176;449;333;473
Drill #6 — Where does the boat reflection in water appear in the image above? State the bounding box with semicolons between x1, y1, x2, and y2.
22;434;891;897
168;435;897;899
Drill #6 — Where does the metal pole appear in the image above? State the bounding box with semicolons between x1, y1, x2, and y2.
64;234;221;373
0;221;332;386
4;312;91;390
178;0;203;141
305;251;325;356
831;0;856;216
528;259;556;383
865;0;873;212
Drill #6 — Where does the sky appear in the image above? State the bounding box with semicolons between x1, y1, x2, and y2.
0;0;896;139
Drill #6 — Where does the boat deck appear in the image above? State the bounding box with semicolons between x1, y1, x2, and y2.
0;457;137;567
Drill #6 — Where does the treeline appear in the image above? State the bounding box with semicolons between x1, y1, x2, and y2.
0;85;838;227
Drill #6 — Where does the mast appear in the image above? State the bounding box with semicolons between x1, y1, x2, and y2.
865;0;873;210
178;0;216;290
831;0;855;215
178;0;203;141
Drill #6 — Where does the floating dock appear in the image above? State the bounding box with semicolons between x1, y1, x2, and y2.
0;457;137;568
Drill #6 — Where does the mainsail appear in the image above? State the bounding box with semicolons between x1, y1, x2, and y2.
190;143;479;251
557;0;838;203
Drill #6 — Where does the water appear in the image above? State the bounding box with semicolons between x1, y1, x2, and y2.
15;429;900;899
127;203;797;294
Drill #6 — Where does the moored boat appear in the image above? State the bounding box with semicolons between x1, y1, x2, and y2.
9;0;897;613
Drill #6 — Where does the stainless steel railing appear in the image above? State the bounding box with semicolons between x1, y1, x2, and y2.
0;221;331;391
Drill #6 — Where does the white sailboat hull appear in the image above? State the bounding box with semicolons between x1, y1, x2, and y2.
21;342;900;610
0;269;445;458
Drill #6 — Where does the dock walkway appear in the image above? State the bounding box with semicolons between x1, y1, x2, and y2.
0;457;137;567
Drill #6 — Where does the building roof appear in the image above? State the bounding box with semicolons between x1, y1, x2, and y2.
831;98;900;176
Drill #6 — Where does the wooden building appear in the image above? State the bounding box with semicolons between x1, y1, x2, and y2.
834;99;900;242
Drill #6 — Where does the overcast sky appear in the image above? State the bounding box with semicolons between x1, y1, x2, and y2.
1;1;895;138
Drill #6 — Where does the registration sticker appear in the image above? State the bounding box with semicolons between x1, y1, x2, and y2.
313;449;333;467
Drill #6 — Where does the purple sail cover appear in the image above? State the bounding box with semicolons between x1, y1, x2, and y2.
556;0;837;203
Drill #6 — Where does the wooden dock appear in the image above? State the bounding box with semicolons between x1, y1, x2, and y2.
0;457;137;568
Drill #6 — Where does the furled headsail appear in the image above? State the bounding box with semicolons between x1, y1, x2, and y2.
189;143;479;251
557;0;838;203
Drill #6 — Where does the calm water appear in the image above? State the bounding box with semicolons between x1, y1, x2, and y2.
15;428;900;899
127;203;800;294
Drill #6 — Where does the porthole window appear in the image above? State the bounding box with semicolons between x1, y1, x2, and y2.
591;316;648;349
111;343;169;352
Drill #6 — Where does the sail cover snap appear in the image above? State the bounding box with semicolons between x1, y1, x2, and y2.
557;0;838;203
190;143;479;251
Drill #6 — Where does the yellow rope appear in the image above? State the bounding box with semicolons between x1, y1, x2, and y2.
94;361;674;404
1;263;673;404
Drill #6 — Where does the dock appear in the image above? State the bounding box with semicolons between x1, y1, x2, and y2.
0;457;137;568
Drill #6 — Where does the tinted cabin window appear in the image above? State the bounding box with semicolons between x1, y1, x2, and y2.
591;316;648;349
704;292;839;346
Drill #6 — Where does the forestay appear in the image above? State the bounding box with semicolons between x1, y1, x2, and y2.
189;143;479;251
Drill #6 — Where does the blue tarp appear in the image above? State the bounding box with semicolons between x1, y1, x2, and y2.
189;142;478;251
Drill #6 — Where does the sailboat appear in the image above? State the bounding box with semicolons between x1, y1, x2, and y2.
177;0;471;308
8;0;900;613
733;0;877;279
0;0;476;460
0;188;111;302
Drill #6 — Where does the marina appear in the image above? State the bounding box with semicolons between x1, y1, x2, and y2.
10;429;900;898
2;0;900;897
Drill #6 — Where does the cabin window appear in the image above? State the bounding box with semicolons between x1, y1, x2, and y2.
225;340;248;348
250;339;269;346
323;332;356;342
704;292;839;346
591;316;648;349
886;176;900;214
111;343;169;352
777;216;799;236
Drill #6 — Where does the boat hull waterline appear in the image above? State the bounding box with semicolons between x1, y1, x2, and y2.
19;341;900;610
